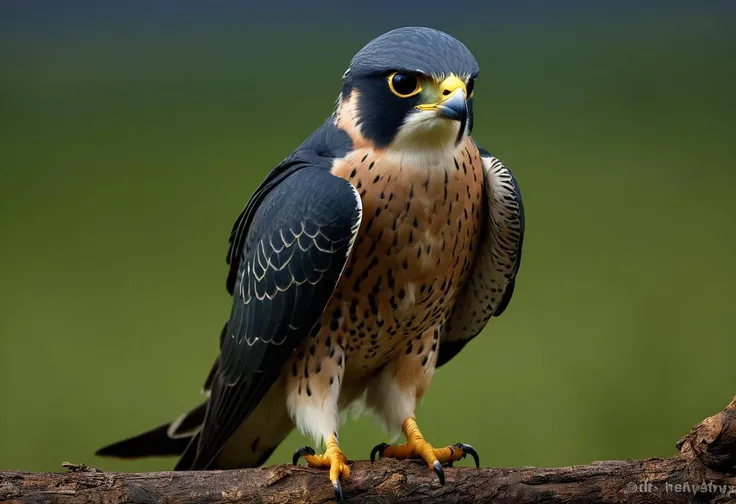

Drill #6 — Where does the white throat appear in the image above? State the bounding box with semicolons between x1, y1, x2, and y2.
385;111;468;167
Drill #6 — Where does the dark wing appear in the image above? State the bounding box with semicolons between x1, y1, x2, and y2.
179;165;362;469
437;147;525;367
225;121;354;296
225;161;304;296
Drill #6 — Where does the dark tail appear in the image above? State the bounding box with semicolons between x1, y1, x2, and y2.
96;402;207;460
173;432;201;470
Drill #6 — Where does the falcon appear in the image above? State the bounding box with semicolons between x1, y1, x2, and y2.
97;26;525;502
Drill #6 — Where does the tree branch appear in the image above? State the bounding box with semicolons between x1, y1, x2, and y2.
2;396;735;503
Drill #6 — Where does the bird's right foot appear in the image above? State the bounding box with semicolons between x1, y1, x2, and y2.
293;434;350;503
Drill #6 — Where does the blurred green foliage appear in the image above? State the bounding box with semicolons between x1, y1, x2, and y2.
0;19;734;472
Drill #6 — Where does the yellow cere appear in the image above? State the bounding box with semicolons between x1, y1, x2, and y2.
415;74;468;111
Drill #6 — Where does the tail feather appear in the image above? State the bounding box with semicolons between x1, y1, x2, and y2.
167;402;207;438
96;403;207;460
95;423;191;459
173;432;200;470
176;382;293;470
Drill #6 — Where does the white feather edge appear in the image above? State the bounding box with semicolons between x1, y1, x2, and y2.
286;179;363;447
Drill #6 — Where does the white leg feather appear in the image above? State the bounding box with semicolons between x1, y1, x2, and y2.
286;347;345;447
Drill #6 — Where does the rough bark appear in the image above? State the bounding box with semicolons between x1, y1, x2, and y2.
2;396;735;504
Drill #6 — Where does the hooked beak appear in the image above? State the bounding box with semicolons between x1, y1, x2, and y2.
435;89;467;121
414;74;468;123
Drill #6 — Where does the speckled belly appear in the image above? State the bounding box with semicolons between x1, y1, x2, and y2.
325;140;485;377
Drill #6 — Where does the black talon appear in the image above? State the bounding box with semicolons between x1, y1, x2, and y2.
292;445;315;466
333;478;344;503
453;443;480;468
433;460;445;485
370;442;389;462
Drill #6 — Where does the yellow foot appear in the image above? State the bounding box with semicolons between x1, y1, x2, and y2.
293;435;350;502
369;417;479;485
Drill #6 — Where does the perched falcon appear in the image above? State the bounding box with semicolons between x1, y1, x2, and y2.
97;26;525;502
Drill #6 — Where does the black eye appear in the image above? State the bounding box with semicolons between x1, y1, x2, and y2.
466;78;475;98
388;72;422;98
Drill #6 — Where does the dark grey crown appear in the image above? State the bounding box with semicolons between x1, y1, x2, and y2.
347;27;480;79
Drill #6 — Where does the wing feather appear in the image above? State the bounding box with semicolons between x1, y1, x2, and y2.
179;166;362;469
437;147;525;367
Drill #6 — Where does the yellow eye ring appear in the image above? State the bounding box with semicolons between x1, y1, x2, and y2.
387;72;422;98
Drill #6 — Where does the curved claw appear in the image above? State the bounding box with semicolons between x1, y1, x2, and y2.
333;478;344;503
370;442;390;462
453;443;480;468
433;460;445;485
292;445;315;466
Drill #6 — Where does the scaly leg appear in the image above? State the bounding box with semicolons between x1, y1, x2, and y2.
365;328;479;485
293;433;350;501
287;334;350;501
370;416;479;484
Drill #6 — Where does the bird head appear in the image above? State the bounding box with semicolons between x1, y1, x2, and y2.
336;27;479;155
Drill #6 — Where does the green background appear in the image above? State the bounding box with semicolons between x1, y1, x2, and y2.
1;5;734;472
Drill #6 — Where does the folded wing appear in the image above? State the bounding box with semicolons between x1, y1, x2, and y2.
178;165;362;469
437;148;525;367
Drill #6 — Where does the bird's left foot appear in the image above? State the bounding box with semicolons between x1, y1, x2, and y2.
293;434;350;502
369;417;479;485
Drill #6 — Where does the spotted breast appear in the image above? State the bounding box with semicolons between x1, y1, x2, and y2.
278;136;484;447
329;138;484;376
